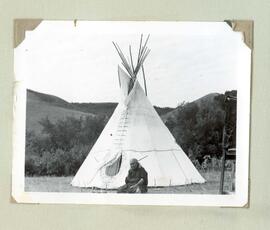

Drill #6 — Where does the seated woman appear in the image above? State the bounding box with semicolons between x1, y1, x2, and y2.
117;158;148;193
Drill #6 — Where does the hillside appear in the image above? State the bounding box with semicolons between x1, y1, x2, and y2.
27;89;70;106
161;93;221;122
26;89;174;134
26;90;96;134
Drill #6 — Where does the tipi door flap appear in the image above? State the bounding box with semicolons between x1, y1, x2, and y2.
105;154;122;176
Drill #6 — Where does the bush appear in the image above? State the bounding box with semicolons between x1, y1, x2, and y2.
25;115;105;176
165;91;236;159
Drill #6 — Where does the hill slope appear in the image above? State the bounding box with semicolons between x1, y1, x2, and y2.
26;89;174;133
26;90;96;134
161;93;221;122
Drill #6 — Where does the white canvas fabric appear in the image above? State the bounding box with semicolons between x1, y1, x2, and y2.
71;67;205;188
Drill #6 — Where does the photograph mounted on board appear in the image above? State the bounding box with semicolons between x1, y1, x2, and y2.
12;20;252;206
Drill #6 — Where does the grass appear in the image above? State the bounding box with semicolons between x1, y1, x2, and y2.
25;170;234;194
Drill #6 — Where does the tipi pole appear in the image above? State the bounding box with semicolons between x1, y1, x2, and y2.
137;34;143;66
142;65;147;96
129;45;135;73
138;155;148;161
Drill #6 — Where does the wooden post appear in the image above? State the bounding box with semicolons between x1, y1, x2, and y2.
231;159;236;192
218;93;237;194
219;127;227;194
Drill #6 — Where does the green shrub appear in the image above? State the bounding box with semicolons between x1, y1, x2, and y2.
25;115;105;176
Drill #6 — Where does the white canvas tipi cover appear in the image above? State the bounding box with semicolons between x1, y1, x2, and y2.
71;66;205;188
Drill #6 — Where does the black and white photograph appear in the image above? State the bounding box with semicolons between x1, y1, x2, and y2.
12;21;251;206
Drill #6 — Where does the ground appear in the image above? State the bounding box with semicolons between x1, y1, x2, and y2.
25;170;234;194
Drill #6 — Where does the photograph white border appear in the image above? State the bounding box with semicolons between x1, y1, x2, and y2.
12;21;251;206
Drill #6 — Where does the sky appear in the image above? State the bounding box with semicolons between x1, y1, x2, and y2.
14;21;247;107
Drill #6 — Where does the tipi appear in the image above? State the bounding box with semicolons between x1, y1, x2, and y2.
71;35;205;188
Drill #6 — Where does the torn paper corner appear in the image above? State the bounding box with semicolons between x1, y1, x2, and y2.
14;19;43;48
224;20;253;49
